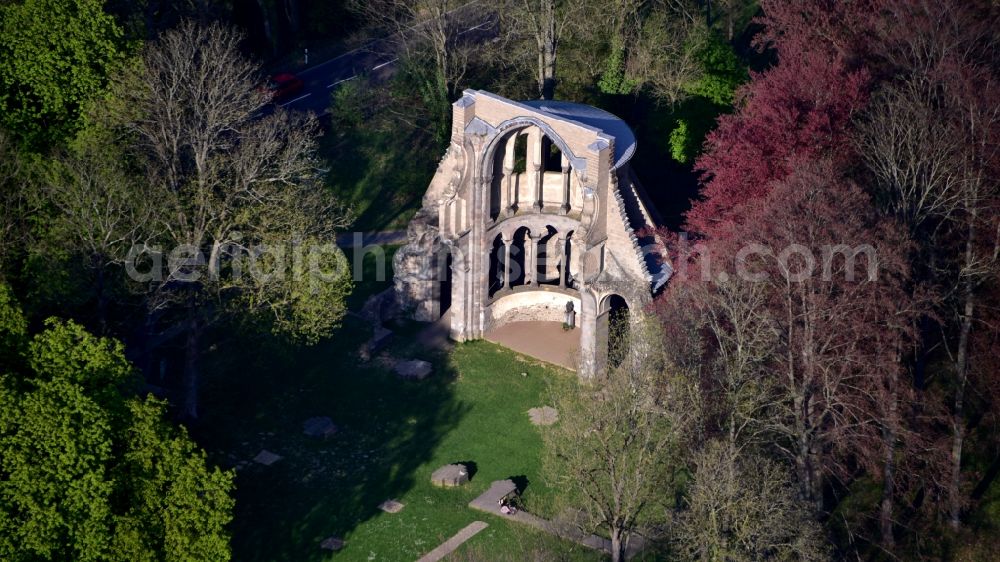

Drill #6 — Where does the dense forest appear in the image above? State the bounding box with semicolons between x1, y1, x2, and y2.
0;0;998;560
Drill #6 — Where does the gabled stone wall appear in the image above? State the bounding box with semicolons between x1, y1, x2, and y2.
395;90;669;378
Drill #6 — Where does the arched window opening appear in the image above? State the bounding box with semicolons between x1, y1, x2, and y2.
537;226;560;285
512;133;527;174
543;137;563;172
606;295;630;369
488;235;504;298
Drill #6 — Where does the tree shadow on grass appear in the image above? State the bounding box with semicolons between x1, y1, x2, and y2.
454;460;478;482
510;474;530;495
194;315;468;561
321;120;437;234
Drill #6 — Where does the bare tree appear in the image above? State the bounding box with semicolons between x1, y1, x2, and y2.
40;139;158;332
941;82;1000;530
712;0;754;40
352;0;481;101
626;2;707;105
696;277;779;449
543;315;696;562
675;440;829;561
497;0;581;99
856;80;965;233
106;21;352;419
855;1;1000;530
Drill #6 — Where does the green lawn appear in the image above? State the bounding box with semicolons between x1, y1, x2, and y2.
196;311;603;561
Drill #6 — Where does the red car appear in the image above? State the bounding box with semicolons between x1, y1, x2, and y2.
266;73;304;103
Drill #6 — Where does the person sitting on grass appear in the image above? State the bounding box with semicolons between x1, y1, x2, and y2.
499;497;517;515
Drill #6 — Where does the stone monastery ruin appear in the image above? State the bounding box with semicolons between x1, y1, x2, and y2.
395;90;670;378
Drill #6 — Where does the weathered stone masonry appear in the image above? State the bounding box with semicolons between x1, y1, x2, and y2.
395;90;670;378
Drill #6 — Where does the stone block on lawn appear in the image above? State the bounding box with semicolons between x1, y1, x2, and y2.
303;416;338;438
528;406;559;426
378;499;405;513
252;449;282;466
320;536;344;551
431;463;470;487
395;359;432;380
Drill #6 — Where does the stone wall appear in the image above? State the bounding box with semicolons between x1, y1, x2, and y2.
486;290;581;330
393;208;443;321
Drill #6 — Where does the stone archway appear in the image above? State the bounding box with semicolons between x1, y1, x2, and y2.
488;234;504;298
480;119;586;220
510;226;530;287
604;295;630;368
593;293;631;372
537;225;559;285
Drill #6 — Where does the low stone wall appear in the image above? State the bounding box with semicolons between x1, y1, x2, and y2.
486;289;581;331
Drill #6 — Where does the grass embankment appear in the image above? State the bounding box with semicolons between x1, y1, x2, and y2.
319;104;439;234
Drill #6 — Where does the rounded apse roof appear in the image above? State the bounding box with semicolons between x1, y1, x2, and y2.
522;100;637;170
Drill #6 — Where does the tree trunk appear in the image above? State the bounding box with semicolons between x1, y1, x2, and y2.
283;0;301;36
610;527;626;562
256;0;277;55
541;47;556;100
93;255;108;334
949;226;977;530
539;0;556;100
880;412;897;549
792;362;814;505
880;341;901;550
537;44;546;99
808;442;823;513
182;312;202;420
949;291;974;529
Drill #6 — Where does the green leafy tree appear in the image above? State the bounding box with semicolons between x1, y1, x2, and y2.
669;119;695;163
0;282;26;363
104;22;352;418
667;34;746;164
598;38;637;95
0;283;234;561
0;0;125;148
681;33;745;106
27;318;135;409
111;397;234;561
0;376;115;561
28;318;131;387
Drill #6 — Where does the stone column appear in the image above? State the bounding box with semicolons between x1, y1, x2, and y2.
557;234;567;288
528;233;540;286
567;236;580;289
503;136;516;216
560;154;571;215
501;232;513;290
530;129;543;212
578;292;598;380
449;244;468;341
438;198;448;236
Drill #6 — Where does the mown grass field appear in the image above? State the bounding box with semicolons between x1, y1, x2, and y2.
193;248;604;561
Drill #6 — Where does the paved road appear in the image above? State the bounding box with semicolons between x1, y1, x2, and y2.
275;3;494;115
